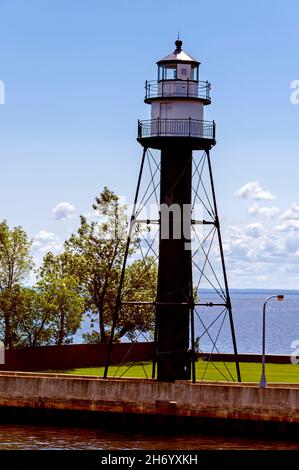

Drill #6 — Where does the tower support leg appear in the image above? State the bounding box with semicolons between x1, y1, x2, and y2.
103;147;147;378
206;149;241;382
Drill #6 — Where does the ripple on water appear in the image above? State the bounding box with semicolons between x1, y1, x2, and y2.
0;424;299;450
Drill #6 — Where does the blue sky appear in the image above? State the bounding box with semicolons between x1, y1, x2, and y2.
0;0;298;288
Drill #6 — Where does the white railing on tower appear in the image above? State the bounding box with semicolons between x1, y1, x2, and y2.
138;118;216;140
145;80;211;102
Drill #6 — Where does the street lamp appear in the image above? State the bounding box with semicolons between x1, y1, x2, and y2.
259;294;284;388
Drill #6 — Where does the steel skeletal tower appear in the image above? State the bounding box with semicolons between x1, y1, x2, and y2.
104;39;241;383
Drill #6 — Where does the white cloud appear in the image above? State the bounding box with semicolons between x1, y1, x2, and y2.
84;210;104;220
285;234;299;253
52;202;76;221
245;223;263;238
223;218;299;288
32;230;61;255
224;229;251;259
225;223;299;265
234;181;276;201
248;204;280;218
34;230;57;242
274;220;299;232
280;203;299;220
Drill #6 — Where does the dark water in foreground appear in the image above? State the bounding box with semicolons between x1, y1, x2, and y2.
0;424;299;450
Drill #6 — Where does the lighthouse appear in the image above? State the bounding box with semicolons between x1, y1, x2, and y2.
104;39;240;383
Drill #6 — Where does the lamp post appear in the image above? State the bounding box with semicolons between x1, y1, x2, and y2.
259;294;284;388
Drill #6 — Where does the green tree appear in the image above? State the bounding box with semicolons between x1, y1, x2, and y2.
115;257;157;342
82;257;157;344
64;187;130;343
37;274;85;345
0;220;33;348
41;188;158;344
0;286;53;348
0;275;85;348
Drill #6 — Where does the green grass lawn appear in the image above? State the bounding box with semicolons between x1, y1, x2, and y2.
44;360;299;383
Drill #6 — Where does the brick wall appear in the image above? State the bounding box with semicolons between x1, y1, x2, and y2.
0;342;155;372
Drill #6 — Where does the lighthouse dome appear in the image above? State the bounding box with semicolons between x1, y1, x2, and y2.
157;39;200;65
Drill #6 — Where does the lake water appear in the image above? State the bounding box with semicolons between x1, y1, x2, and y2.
0;423;299;450
197;290;299;355
74;290;299;356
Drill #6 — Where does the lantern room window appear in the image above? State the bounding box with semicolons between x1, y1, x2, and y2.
158;63;199;81
191;65;199;81
158;64;177;80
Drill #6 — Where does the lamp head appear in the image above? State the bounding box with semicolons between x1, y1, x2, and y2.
276;295;284;302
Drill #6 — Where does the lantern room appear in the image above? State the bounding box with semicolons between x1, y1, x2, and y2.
157;39;200;82
144;39;211;105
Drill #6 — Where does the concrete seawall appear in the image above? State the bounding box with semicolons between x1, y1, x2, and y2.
0;371;299;426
